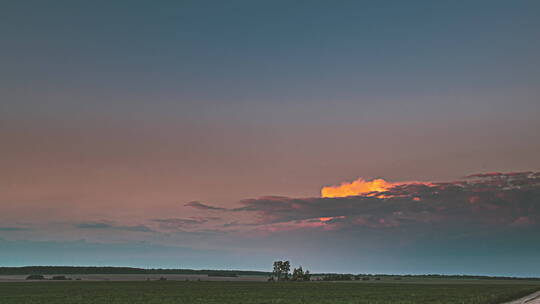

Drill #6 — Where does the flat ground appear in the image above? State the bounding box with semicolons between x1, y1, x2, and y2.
0;280;539;304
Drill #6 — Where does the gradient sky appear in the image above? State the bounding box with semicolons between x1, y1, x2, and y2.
1;0;540;276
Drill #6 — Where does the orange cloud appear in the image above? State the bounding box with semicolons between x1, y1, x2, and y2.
321;177;433;198
321;178;396;198
319;216;345;222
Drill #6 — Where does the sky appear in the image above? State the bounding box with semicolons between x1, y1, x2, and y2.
1;0;540;276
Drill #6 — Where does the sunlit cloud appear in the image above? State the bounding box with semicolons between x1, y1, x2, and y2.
321;177;432;198
321;178;395;198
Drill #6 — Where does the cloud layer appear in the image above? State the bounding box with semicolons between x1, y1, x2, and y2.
189;172;540;234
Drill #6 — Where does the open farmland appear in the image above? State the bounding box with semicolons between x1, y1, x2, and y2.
0;280;539;304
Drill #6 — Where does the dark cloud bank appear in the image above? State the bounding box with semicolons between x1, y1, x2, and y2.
186;172;540;276
191;172;540;230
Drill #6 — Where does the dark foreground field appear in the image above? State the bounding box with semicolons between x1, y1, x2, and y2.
1;281;539;304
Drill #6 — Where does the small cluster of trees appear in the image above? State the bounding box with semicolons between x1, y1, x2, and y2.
270;261;311;281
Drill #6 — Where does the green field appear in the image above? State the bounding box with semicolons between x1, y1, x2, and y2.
0;281;539;304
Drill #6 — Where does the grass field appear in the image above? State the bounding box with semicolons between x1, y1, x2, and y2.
0;281;539;304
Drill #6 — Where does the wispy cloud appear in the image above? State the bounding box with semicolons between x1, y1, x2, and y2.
0;226;30;231
152;217;221;230
185;201;228;211
76;222;153;232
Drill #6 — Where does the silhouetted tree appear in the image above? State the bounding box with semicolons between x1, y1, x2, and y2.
272;260;291;281
272;261;282;281
304;270;311;281
282;261;290;280
292;267;303;281
292;266;311;281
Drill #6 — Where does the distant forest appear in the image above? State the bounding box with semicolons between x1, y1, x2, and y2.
0;267;539;281
0;266;269;276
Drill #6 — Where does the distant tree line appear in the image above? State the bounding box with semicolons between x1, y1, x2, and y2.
0;266;269;276
319;274;384;281
3;266;539;281
26;275;71;280
321;274;354;281
316;273;540;281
